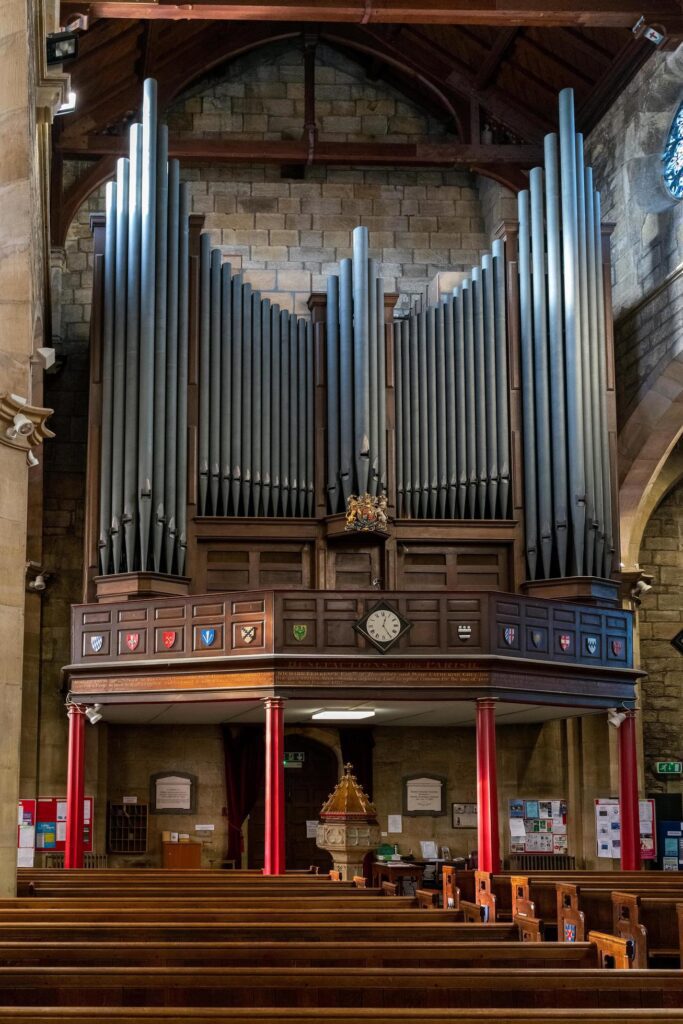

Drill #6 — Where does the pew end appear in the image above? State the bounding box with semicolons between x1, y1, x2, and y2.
588;929;636;969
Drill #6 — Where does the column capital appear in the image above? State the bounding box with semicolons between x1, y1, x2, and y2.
476;698;498;710
66;702;86;718
262;696;286;709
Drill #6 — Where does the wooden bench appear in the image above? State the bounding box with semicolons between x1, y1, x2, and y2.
0;1009;682;1023
0;920;520;943
0;963;681;1008
556;883;683;964
0;939;602;969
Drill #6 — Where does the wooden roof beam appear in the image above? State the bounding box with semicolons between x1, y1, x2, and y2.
56;134;543;167
58;1;683;31
474;27;518;89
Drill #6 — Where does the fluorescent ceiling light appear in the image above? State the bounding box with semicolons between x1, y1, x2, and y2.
311;710;375;721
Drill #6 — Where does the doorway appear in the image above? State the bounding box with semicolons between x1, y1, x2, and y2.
248;734;339;870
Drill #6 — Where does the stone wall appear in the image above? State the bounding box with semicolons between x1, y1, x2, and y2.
637;478;683;795
586;45;683;426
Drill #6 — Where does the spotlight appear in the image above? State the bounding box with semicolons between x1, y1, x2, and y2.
28;574;46;593
56;92;77;117
6;410;33;441
46;31;79;65
26;450;39;468
607;709;627;728
85;704;103;725
632;579;653;598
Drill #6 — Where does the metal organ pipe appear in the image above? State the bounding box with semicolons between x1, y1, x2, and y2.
99;181;117;575
326;275;340;513
111;158;128;574
164;158;180;571
198;231;211;516
152;124;169;571
138;78;157;569
543;134;568;577
516;87;616;580
559;86;586;576
518;188;538;579
98;81;190;576
176;182;189;574
123;122;142;572
529;167;553;578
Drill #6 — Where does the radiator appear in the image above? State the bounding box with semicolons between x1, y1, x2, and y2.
509;854;576;871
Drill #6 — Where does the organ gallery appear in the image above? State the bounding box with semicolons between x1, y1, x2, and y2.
1;4;683;1018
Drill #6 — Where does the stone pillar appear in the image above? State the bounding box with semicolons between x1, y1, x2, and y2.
0;0;43;897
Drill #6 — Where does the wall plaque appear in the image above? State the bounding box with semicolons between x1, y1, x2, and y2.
150;771;197;814
402;774;446;817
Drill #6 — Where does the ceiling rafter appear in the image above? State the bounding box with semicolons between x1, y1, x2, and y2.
475;27;519;90
57;0;683;32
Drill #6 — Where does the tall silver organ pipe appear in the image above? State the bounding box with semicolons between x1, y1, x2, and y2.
325;227;388;511
196;239;315;518
518;87;614;581
392;246;510;520
98;80;190;575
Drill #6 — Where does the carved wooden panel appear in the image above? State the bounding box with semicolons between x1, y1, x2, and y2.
397;543;510;591
200;542;312;592
329;542;383;590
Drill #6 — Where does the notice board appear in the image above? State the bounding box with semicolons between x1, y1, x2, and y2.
508;797;568;855
594;798;655;860
18;796;94;858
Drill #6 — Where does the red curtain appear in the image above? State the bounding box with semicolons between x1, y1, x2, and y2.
222;725;265;867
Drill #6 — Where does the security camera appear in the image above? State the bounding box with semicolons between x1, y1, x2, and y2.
607;709;627;728
28;574;46;593
85;704;103;725
26;450;39;468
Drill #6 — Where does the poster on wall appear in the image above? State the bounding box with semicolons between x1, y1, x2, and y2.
452;803;477;828
508;798;568;855
19;797;93;855
594;798;656;860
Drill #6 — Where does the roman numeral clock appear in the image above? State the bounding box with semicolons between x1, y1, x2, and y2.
354;601;412;654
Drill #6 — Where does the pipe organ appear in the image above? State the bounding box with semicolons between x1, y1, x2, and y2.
518;88;613;582
91;79;618;592
197;236;315;519
393;243;510;521
99;80;190;577
325;227;388;512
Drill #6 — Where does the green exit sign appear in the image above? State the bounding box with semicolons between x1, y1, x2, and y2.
656;761;683;776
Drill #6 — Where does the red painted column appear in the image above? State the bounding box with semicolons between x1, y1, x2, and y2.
263;696;285;875
64;704;86;869
476;698;501;873
619;710;641;871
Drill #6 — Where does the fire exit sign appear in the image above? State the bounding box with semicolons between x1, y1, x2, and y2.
656;761;683;776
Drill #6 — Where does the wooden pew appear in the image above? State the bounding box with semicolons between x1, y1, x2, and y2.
0;907;464;924
0;963;682;1009
0;920;520;943
0;1009;682;1023
0;939;602;969
513;874;683;922
611;891;681;967
556;883;683;963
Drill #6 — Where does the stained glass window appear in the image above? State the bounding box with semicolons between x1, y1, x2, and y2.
663;102;683;200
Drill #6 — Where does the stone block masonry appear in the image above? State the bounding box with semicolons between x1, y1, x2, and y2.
637;474;683;795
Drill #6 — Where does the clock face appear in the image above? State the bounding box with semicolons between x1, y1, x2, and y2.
366;609;401;644
354;602;411;653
